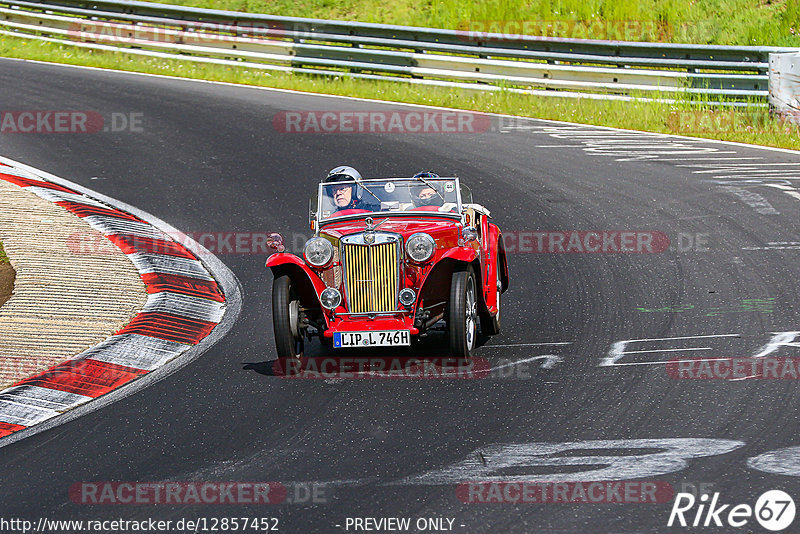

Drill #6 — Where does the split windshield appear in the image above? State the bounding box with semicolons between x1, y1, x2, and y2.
318;178;463;221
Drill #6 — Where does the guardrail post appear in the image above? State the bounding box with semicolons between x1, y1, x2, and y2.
769;52;800;124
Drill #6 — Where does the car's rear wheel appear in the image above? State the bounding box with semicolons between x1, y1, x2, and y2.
480;255;502;336
272;275;306;370
448;268;478;359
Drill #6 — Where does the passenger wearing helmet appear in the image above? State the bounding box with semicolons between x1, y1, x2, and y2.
325;166;378;213
409;171;445;209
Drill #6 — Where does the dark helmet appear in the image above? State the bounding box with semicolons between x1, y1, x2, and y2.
409;171;443;207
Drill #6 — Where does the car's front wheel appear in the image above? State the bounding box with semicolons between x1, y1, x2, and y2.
448;268;478;359
272;275;305;367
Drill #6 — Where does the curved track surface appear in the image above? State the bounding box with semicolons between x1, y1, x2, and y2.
2;58;800;533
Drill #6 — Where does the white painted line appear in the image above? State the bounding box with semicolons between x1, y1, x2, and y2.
607;358;733;367
492;355;564;371
743;245;800;250
600;334;740;367
692;168;800;174
682;163;800;170
488;342;572;347
621;347;711;354
652;157;765;161
613;334;740;343
711;178;800;184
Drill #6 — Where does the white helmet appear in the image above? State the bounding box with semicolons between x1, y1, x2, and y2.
325;166;362;183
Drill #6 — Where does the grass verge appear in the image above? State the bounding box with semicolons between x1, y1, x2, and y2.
142;0;800;47
1;35;799;150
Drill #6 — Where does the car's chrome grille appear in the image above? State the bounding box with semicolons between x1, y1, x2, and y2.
341;234;400;314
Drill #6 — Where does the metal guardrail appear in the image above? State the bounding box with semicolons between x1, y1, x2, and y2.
1;0;796;102
770;53;800;122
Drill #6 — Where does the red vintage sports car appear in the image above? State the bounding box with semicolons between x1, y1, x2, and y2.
265;172;508;361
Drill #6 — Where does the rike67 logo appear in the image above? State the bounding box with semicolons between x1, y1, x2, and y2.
668;490;796;531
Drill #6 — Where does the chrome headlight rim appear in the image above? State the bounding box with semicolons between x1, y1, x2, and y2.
303;236;334;268
320;287;342;310
399;288;417;307
406;232;436;263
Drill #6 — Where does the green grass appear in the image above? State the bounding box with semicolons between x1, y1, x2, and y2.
144;0;800;46
0;241;8;265
2;35;798;150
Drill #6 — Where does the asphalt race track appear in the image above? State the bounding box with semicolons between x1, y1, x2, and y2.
2;58;800;533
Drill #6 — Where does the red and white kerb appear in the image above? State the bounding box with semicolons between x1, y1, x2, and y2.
0;163;226;439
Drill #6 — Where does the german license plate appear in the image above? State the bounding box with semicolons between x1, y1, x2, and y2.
333;330;411;348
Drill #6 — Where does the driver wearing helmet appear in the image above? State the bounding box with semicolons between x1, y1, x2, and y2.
325;166;378;212
409;171;445;209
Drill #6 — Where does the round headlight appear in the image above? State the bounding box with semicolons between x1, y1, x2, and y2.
399;288;416;307
303;237;334;267
320;287;342;310
406;233;435;263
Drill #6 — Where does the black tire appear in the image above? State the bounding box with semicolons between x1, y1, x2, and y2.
448;268;478;359
272;275;305;365
480;255;502;336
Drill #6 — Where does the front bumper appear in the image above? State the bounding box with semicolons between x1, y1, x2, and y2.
322;314;420;338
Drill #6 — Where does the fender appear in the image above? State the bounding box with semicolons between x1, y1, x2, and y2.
440;246;478;263
487;223;509;292
416;246;480;320
265;253;327;303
